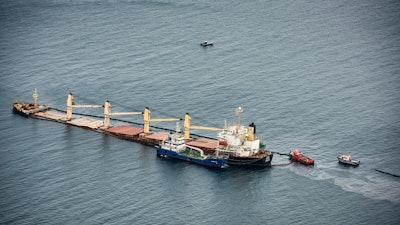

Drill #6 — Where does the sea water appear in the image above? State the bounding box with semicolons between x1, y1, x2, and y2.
1;0;399;224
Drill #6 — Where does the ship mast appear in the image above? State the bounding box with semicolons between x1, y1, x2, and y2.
32;88;38;108
236;107;243;130
175;122;181;133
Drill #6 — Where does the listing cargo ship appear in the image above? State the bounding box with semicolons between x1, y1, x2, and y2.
156;124;228;168
13;90;181;146
13;89;273;168
12;89;220;149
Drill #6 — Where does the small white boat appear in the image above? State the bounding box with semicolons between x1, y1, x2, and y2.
337;154;360;166
200;41;213;46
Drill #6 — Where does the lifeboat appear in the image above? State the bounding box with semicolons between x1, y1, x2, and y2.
219;140;228;146
289;149;314;165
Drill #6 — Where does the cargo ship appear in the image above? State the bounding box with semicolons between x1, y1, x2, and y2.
156;124;228;168
12;89;219;149
13;90;176;145
13;90;273;168
215;107;273;167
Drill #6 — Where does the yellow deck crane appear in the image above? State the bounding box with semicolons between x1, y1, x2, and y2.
143;107;181;133
103;100;142;128
104;101;180;132
66;93;103;121
183;113;222;139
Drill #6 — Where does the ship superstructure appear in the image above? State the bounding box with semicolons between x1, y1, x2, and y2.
216;107;273;167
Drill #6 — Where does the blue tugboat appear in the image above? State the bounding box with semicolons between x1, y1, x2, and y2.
157;123;228;168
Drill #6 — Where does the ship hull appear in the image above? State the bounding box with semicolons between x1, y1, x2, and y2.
13;105;29;116
337;157;360;166
289;149;314;165
227;152;273;167
156;147;228;168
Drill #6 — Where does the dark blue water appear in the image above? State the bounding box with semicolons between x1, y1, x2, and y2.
1;0;400;224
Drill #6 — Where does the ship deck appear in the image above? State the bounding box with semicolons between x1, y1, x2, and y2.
105;125;144;137
34;110;66;121
66;117;104;130
143;132;169;142
186;138;218;152
22;105;219;152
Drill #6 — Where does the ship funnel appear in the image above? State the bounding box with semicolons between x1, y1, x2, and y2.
247;122;256;141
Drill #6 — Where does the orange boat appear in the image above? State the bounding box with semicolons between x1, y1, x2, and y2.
289;149;314;165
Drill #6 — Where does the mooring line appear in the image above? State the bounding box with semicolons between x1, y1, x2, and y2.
374;169;400;178
271;151;290;156
271;162;292;167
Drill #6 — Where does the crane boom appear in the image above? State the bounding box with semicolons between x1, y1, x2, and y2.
66;93;103;120
184;113;222;139
190;125;222;131
143;107;181;133
72;105;103;108
150;118;181;122
103;100;143;128
109;112;142;116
